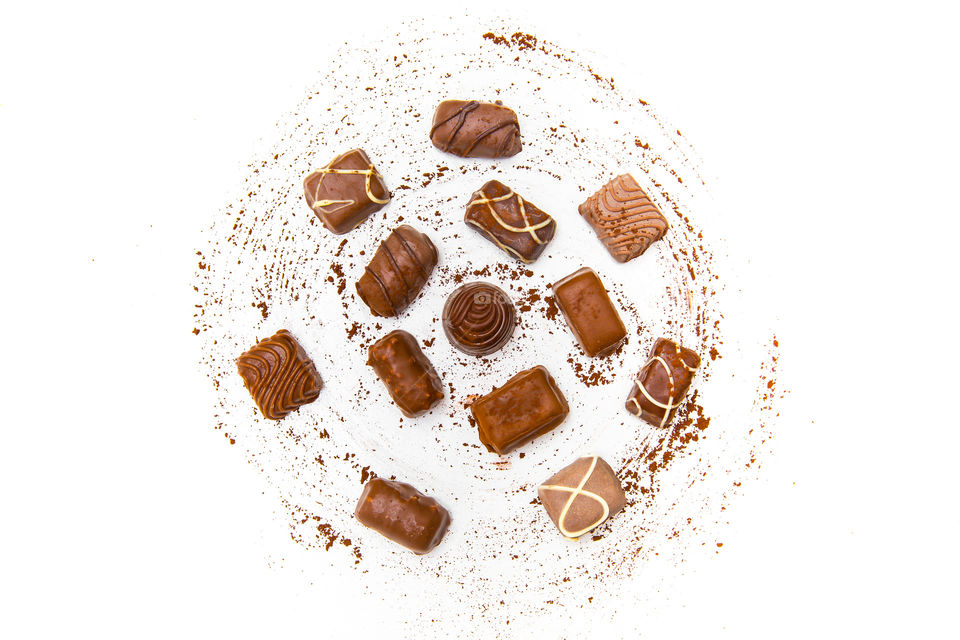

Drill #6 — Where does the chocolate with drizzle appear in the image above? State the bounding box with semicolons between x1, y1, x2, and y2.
355;225;438;317
430;100;522;158
236;329;322;420
442;281;516;356
465;180;555;263
625;338;700;428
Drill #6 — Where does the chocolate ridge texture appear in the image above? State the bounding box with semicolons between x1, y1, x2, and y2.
430;100;522;158
236;329;322;420
442;281;516;356
355;224;438;317
579;173;668;263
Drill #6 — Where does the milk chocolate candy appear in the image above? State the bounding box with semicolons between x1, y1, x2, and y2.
442;282;516;356
538;456;627;540
367;330;444;417
355;225;438;317
303;149;390;234
464;180;556;263
237;330;322;420
355;477;450;554
625;338;700;428
430;100;522;158
471;366;568;455
552;267;627;357
579;174;668;263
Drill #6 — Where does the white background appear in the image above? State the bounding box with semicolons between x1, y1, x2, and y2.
1;1;957;637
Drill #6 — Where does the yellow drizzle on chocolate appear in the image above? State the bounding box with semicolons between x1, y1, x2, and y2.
629;340;699;427
305;149;390;214
466;185;552;262
539;456;610;540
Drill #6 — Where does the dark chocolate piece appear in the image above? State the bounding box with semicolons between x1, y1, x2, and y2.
367;330;443;417
442;282;516;356
579;174;668;262
538;456;627;540
552;267;627;357
303;149;390;234
625;338;700;428
464;180;556;263
430;100;522;158
355;477;450;554
355;225;438;317
471;366;568;455
237;330;322;420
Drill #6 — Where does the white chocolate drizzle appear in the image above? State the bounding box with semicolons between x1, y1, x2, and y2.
630;340;700;428
305;149;390;214
539;456;610;540
468;186;552;245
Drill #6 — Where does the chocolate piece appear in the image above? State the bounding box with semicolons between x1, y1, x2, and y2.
464;180;556;263
303;149;390;234
579;174;668;263
430;100;522;158
552;267;627;357
471;366;568;455
367;330;444;417
355;477;450;554
538;456;627;540
442;282;516;356
236;330;322;420
625;338;700;427
355;225;438;317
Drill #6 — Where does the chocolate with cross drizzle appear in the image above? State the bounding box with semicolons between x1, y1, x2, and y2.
625;338;700;428
464;180;556;263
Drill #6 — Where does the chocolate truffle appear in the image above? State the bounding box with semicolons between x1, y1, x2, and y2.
237;330;322;420
552;267;627;357
625;338;701;428
579;174;668;263
442;282;516;356
355;477;450;554
538;456;627;540
430;100;522;158
355;225;438;317
367;330;444;417
471;366;568;455
303;149;390;234
464;180;556;263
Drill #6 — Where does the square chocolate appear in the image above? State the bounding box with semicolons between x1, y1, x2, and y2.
471;365;568;455
625;338;701;427
303;148;390;234
538;456;627;539
579;174;668;263
465;180;556;263
237;329;322;420
552;267;627;357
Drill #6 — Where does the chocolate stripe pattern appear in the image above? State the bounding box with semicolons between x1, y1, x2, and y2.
539;457;610;539
237;330;323;420
578;173;669;263
355;225;438;317
442;282;516;356
429;100;522;158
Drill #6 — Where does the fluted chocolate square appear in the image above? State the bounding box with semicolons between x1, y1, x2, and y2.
625;338;700;428
237;330;322;420
552;267;627;357
355;225;438;317
303;148;390;234
367;330;444;417
538;456;627;540
464;180;556;263
430;100;522;158
471;365;568;455
579;174;668;263
355;477;450;554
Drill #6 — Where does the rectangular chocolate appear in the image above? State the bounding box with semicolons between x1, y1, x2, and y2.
237;329;322;420
430;100;522;158
579;174;668;263
465;180;556;263
625;338;700;427
355;477;450;554
355;225;438;317
552;267;627;357
538;456;627;540
471;365;568;455
367;329;444;417
303;148;390;234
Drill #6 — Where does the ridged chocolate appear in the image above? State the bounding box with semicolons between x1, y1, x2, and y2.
355;225;438;317
579;174;669;263
237;330;322;420
355;477;450;554
442;282;516;356
464;180;556;263
625;338;700;428
430;100;522;158
367;330;444;417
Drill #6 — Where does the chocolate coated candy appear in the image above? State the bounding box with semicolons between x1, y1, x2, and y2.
236;330;322;420
303;149;390;234
625;338;700;428
579;174;668;263
538;456;627;540
442;282;516;356
367;329;444;417
552;267;627;357
430;100;522;158
355;477;450;554
464;180;556;263
355;225;438;317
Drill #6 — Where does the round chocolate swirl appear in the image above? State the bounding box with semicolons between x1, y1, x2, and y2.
442;282;516;356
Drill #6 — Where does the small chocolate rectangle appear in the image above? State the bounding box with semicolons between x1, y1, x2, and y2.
625;338;700;427
552;267;627;357
355;477;450;554
430;100;522;158
579;174;668;263
367;330;444;417
538;456;627;540
303;149;390;234
237;330;322;420
471;365;568;455
355;225;438;317
465;180;556;263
